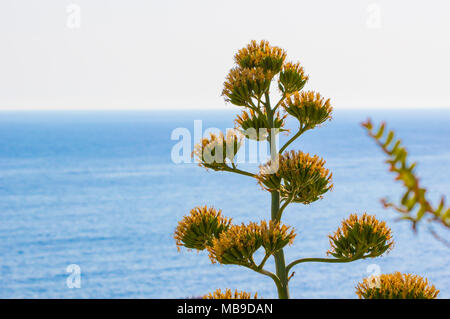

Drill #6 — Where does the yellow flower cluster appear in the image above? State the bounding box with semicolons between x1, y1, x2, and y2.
208;221;295;266
356;272;439;299
257;150;333;204
282;91;332;129
260;220;296;255
208;222;262;266
282;62;306;76
203;288;258;299
222;67;273;106
223;40;311;107
174;206;232;251
278;62;309;94
234;40;286;73
235;109;287;141
193;130;242;171
328;213;393;259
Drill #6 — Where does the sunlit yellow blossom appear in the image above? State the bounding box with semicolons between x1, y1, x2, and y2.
234;40;286;73
260;221;296;255
208;222;262;266
328;213;393;259
222;67;273;106
174;206;232;251
207;221;295;266
356;272;439;299
278;62;309;94
193;130;242;171
282;91;332;130
235;109;287;141
203;288;258;299
256;150;333;204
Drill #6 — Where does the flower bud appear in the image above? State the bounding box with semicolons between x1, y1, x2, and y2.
174;206;232;251
207;220;295;266
193;130;243;171
235;109;287;141
328;213;393;259
208;222;262;266
282;91;332;129
256;151;333;204
278;62;309;94
260;221;296;255
222;67;273;106
234;40;286;73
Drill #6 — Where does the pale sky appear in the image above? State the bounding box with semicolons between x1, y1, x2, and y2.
1;0;450;110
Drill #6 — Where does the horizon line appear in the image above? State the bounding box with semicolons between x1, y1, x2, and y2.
1;105;450;112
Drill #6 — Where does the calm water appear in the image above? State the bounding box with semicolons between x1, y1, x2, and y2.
0;109;449;298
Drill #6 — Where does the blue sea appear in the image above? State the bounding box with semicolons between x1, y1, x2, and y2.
0;109;449;299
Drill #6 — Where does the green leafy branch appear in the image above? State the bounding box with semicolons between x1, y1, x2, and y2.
362;119;450;235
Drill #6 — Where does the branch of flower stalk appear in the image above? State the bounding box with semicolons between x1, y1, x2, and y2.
222;165;256;178
286;255;368;278
276;195;294;221
264;92;274;145
256;95;265;108
247;99;270;128
257;252;271;270
264;92;272;114
288;271;295;281
260;92;270;107
255;96;271;127
244;262;283;292
246;102;262;115
279;126;309;154
272;93;286;112
249;255;258;268
247;98;263;112
257;268;281;286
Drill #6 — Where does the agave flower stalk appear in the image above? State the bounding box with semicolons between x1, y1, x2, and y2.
173;40;430;299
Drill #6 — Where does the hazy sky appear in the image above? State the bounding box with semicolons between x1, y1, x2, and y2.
1;0;449;110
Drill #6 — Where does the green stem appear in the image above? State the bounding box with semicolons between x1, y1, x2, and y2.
286;257;363;276
272;93;286;112
265;91;290;299
257;253;271;269
255;267;284;296
243;263;283;296
276;195;293;220
279;126;307;154
271;191;289;299
222;165;255;178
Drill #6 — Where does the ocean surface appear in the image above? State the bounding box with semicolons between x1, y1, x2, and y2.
0;109;449;299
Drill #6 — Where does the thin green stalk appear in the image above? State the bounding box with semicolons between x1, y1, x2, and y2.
223;165;255;178
244;263;282;296
272;93;286;112
255;267;284;297
286;257;364;276
271;191;289;299
279;126;308;154
242;255;282;291
257;253;271;269
276;195;294;220
265;90;290;299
